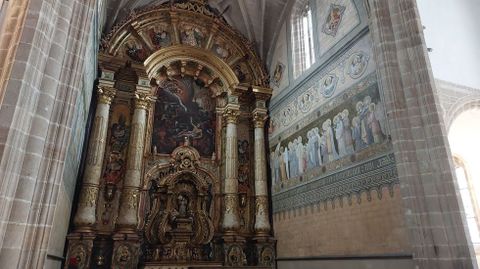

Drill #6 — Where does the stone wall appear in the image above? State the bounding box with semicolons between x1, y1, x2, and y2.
0;0;104;268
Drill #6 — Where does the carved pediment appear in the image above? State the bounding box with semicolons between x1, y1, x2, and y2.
170;139;201;171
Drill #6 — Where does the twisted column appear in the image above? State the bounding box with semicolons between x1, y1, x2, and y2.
252;109;271;237
222;105;241;234
73;83;116;231
116;92;152;232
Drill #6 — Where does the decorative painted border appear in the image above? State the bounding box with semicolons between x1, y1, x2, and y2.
272;152;398;213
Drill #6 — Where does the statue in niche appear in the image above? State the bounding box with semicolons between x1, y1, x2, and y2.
104;152;125;185
237;140;250;186
177;194;188;217
110;114;129;153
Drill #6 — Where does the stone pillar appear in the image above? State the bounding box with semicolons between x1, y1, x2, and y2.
366;0;477;268
252;108;271;237
73;81;116;232
115;91;152;232
222;104;241;234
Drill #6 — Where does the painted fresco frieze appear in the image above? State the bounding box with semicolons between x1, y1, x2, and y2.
270;79;389;192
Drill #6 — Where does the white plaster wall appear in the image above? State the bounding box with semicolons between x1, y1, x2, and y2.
417;0;480;89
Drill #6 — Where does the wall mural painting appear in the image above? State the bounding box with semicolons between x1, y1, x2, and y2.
180;24;206;47
272;62;285;87
152;75;215;157
270;83;387;188
211;38;230;60
148;26;172;49
125;40;148;62
322;4;346;37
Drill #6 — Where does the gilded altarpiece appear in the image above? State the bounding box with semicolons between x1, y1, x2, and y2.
65;1;275;268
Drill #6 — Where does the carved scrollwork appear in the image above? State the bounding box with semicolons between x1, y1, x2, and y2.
225;244;247;266
97;86;116;105
259;246;275;266
122;188;139;210
255;196;268;216
170;144;201;171
144;167;215;262
252;111;268;128
112;243;139;269
224;194;238;215
66;241;92;269
223;107;241;124
134;92;154;110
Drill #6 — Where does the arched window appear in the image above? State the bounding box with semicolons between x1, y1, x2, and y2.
291;0;315;79
453;156;480;245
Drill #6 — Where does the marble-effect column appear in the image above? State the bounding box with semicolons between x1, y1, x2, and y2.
116;92;152;231
252;109;271;237
73;84;116;231
222;105;241;234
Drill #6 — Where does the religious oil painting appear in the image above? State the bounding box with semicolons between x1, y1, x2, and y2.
152;75;215;157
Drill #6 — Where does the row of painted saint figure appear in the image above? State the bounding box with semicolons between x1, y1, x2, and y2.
271;96;385;183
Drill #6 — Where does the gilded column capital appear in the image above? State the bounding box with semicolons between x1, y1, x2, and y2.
97;86;116;104
134;92;154;110
223;107;241;124
252;111;268;128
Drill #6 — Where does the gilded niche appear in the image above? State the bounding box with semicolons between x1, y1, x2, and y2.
143;145;215;263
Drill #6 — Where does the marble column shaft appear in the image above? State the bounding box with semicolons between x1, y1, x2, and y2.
222;106;241;232
116;92;151;231
252;110;271;236
73;85;116;230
